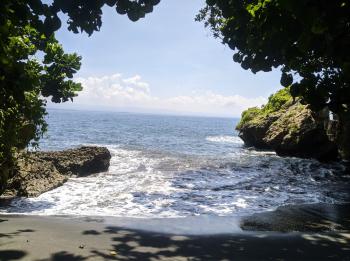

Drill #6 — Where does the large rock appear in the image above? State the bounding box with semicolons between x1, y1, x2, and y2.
3;146;111;197
263;103;338;160
4;156;67;197
34;146;111;176
237;112;280;150
237;97;338;161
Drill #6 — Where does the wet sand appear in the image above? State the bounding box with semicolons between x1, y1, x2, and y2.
241;203;350;232
1;203;350;260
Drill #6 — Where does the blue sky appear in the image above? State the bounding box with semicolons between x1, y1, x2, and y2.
51;0;282;117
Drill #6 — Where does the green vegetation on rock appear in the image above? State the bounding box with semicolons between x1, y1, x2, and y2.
236;107;261;130
236;88;338;160
237;87;292;130
263;88;292;114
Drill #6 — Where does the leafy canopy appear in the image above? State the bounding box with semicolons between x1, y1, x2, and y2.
0;0;160;193
196;0;350;113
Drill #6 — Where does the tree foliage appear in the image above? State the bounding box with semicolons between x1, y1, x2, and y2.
196;0;350;114
0;0;160;193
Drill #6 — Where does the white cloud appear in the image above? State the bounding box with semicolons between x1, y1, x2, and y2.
61;73;266;117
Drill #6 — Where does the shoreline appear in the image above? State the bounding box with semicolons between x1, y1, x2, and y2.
1;203;350;260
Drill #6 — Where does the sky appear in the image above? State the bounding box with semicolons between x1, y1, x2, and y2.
48;0;282;117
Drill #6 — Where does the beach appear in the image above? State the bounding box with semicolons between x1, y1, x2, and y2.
1;203;349;261
2;1;350;260
1;112;349;260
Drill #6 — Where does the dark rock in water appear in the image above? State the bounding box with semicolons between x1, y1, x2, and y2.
236;94;338;161
263;103;338;161
34;146;111;176
3;146;111;197
237;112;280;150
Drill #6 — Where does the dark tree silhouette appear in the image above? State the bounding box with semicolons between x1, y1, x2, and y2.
0;0;161;193
196;0;350;159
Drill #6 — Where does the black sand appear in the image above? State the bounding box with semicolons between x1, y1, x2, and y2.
1;203;350;260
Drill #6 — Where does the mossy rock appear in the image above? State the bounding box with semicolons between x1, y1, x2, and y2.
236;87;293;131
236;88;338;160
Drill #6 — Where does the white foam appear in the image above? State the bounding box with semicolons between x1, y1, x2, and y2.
0;146;346;218
206;135;244;144
1;147;186;217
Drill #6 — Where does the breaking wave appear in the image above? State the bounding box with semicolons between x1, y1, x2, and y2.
1;111;349;218
206;135;244;144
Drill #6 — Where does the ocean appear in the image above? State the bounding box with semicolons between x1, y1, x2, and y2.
1;109;349;217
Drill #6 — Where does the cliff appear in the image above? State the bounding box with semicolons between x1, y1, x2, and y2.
236;88;339;161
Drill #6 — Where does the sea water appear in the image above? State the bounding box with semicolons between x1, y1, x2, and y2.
1;109;349;217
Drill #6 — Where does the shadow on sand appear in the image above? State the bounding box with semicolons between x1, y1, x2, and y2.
0;226;349;260
1;204;350;260
88;226;350;261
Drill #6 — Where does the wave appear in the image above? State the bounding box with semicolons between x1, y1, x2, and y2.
1;142;347;218
206;135;244;144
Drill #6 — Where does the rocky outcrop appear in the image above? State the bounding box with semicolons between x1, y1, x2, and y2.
3;146;111;197
236;89;339;161
237;112;280;150
34;146;111;176
262;103;338;160
4;155;68;197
